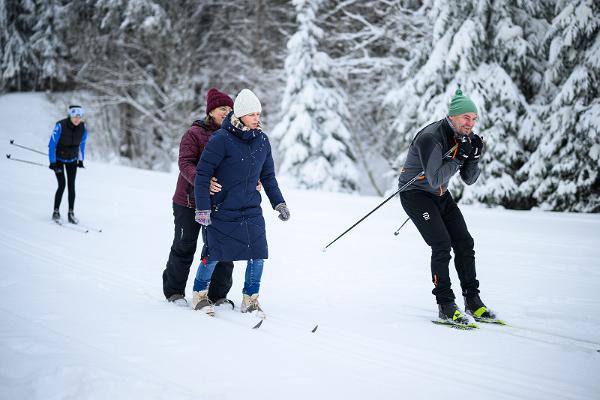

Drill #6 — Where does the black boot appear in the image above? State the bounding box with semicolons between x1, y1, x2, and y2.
464;294;496;319
438;302;470;324
52;209;60;221
167;294;188;306
213;298;235;309
68;210;79;224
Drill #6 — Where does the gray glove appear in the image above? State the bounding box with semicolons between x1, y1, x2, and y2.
275;203;290;221
195;209;211;226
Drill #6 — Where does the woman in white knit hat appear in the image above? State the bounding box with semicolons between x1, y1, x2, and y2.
190;89;290;317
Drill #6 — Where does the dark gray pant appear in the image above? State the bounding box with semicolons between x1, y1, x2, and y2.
162;203;233;301
400;190;479;304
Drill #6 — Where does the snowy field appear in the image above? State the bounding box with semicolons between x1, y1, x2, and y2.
1;92;599;400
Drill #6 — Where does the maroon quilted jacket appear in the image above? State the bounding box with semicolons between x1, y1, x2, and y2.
172;119;219;208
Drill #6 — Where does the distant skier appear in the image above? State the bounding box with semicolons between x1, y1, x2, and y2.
192;89;290;316
48;105;88;224
398;89;496;325
162;88;240;307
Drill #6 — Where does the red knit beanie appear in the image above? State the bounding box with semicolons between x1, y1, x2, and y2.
206;88;234;115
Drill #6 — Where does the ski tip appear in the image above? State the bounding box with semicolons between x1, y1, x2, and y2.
252;319;263;329
475;317;508;326
311;325;318;333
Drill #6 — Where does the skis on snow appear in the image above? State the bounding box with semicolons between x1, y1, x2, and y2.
432;320;479;330
53;219;89;233
473;317;508;325
53;219;102;233
191;300;318;332
76;222;103;233
432;317;508;330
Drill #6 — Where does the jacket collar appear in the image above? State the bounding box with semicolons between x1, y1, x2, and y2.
222;111;262;142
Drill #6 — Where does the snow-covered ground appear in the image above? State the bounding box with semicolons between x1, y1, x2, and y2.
1;92;599;400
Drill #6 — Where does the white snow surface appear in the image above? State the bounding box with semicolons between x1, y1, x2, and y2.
1;93;599;399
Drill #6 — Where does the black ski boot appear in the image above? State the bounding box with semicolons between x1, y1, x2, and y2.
464;294;496;320
52;209;60;221
438;302;471;325
212;298;235;309
68;210;79;224
167;294;188;306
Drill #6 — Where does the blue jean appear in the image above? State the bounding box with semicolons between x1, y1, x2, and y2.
194;259;264;296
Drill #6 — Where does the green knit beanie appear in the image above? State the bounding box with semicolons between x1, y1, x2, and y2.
448;89;478;116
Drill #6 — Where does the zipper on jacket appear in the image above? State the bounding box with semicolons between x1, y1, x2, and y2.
243;214;252;258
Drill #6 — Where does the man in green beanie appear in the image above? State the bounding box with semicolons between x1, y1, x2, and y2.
397;88;497;327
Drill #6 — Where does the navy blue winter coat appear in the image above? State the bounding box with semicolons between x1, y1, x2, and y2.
194;112;285;262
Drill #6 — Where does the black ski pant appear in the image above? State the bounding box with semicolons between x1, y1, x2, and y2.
162;203;233;302
400;190;479;304
53;161;78;211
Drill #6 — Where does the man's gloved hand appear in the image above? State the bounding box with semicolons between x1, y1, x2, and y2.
457;135;472;162
195;209;211;226
77;160;85;168
469;134;484;160
275;202;290;221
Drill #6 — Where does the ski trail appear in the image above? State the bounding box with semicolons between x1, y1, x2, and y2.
404;305;599;353
264;311;596;400
482;322;599;353
0;307;206;400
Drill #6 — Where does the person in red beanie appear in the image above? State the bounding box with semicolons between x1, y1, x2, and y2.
162;88;238;307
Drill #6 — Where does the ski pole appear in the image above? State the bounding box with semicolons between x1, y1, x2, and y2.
393;217;410;236
9;139;47;156
322;144;458;251
322;173;424;251
5;154;46;167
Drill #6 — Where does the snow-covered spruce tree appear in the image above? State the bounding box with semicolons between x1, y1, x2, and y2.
0;0;37;92
272;0;358;192
461;0;550;209
317;0;421;195
381;0;532;208
74;0;185;171
179;0;295;129
28;0;69;91
519;0;600;212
